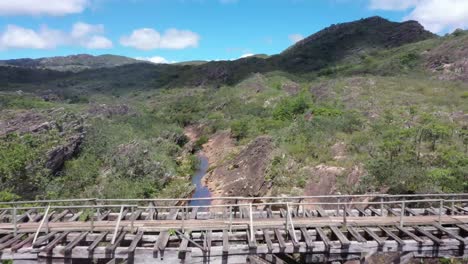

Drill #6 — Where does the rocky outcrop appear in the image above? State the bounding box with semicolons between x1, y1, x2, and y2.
88;104;133;118
204;136;274;199
46;134;84;173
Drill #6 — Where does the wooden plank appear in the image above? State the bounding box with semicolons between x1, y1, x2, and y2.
414;226;443;245
288;228;300;248
205;230;213;251
330;226;350;247
11;235;34;252
316;206;328;217
367;207;382;216
363;227;385;246
279;208;286;218
127;231;143;253
246;229;257;249
154;231;170;252
355;207;370;216
266;207;273;218
0;234;13;244
315;227;330;251
247;256;271;264
106;231;126;254
178;230;191;254
432;223;466;244
88;231;108;252
0;234;25;250
395;226;424;243
347;226;366;243
64;231;88;255
16;209;36;223
119;209;129;220
300;227;313;249
42;231;70;253
384;205;400;216
263;229;273;252
381;227;405;245
33;231;59;247
129;210;143;221
457;224;468;234
274;229;286;251
97;210;111;221
189;207;199;219
51;209;70;222
404;207;420;216
68;211;82;222
454;205;468;213
222;229;229;253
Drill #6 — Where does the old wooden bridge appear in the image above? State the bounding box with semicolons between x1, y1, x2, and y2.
0;193;467;264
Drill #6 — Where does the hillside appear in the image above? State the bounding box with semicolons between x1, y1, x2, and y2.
0;54;143;72
0;16;436;91
0;16;466;203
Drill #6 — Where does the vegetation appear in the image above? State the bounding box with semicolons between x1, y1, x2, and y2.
0;17;467;202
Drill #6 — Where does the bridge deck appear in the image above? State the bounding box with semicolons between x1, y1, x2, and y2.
0;194;466;263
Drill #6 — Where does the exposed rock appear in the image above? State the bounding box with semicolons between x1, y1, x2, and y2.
88;104;132;118
202;131;236;167
0;111;49;136
204;136;274;200
282;81;300;95
331;142;347;161
303;164;366;209
45;134;84;174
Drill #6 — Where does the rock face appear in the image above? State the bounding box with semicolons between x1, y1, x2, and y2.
204;136;274;199
46;134;84;173
0;108;86;174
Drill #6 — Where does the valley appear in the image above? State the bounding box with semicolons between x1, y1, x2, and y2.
0;16;467;205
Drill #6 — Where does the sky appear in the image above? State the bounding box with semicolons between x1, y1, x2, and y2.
0;0;467;62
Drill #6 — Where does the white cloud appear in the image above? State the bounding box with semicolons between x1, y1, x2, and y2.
369;0;468;33
0;22;113;50
120;28;200;50
83;35;113;49
239;53;254;58
288;33;304;43
369;0;418;11
0;0;89;16
136;56;176;64
71;22;104;38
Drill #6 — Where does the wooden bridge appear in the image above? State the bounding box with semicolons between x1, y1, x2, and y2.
0;193;467;264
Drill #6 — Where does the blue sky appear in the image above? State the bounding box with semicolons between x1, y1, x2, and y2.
0;0;467;62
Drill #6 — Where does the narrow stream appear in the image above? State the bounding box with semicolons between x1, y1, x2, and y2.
189;153;212;207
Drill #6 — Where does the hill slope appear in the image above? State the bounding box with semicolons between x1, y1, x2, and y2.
0;54;143;72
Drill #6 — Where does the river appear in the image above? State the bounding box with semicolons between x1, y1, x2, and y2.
188;153;212;207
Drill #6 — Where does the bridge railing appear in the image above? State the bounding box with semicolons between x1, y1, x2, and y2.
0;193;467;207
0;197;467;238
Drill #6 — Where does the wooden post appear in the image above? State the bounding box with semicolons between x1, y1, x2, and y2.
337;198;340;216
90;207;94;233
112;205;124;244
249;203;254;242
451;198;455;215
131;205;135;233
286;202;298;243
285;203;289;240
343;203;347;227
399;201;405;228
229;205;233;234
33;205;50;244
438;200;443;224
182;206;185;233
12;207;17;236
380;197;384;217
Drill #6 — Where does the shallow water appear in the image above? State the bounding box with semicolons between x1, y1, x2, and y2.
189;153;212;207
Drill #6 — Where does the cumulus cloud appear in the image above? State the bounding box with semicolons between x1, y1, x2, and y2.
369;0;468;33
288;33;304;43
0;0;89;16
0;22;113;50
135;56;175;64
120;28;200;50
